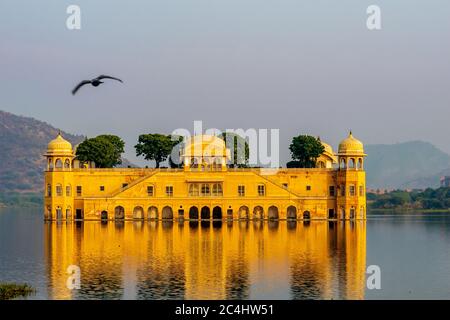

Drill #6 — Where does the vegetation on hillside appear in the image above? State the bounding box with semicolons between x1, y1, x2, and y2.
368;187;450;210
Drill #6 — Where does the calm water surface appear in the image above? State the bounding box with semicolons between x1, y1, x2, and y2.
1;208;449;299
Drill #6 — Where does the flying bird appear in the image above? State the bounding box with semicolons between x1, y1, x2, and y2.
72;75;123;95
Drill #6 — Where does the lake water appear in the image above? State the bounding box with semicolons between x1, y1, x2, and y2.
1;208;450;300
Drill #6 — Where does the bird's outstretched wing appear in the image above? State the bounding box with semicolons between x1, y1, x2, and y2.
72;80;91;95
97;75;123;83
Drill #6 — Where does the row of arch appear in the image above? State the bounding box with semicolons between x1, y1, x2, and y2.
47;157;72;170
46;205;363;221
105;205;311;221
47;157;95;171
339;157;364;170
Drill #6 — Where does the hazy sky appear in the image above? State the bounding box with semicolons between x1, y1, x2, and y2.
1;0;449;165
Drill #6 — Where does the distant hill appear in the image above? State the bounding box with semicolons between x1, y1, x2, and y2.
0;110;135;199
365;141;450;189
0;110;84;194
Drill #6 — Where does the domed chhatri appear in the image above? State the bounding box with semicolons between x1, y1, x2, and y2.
315;138;337;168
338;131;365;155
46;132;73;155
181;134;229;157
320;140;334;157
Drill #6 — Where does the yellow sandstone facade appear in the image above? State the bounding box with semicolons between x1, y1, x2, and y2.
44;133;366;221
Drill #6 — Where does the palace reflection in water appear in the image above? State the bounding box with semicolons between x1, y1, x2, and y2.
44;220;366;300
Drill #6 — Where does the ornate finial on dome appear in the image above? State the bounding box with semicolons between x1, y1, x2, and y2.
46;132;73;155
338;131;365;155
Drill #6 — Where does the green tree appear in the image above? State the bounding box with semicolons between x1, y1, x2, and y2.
76;135;125;168
288;135;325;168
135;134;182;168
220;132;249;168
96;134;125;166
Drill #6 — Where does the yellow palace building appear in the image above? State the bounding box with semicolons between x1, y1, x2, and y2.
43;133;366;221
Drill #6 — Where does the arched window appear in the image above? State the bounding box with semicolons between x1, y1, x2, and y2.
317;161;326;168
340;207;345;220
56;207;63;220
212;206;222;220
340;184;346;197
340;158;346;169
66;185;71;196
147;206;158;219
253;206;264;220
162;206;173;219
303;211;311;220
114;206;125;220
47;184;52;197
189;206;199;219
56;184;63;196
357;158;363;170
55;159;63;169
350;207;356;219
189;184;199;196
133;206;144;219
287;206;297;220
349;158;355;169
268;206;279;220
200;206;210;220
212;183;223;196
66;207;72;220
64;159;70;169
238;206;249;219
349;185;356;196
201;183;210;196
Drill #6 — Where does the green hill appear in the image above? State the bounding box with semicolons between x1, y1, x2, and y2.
365;141;450;189
0;110;84;195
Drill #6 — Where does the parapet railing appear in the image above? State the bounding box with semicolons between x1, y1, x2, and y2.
70;168;184;173
64;167;337;173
